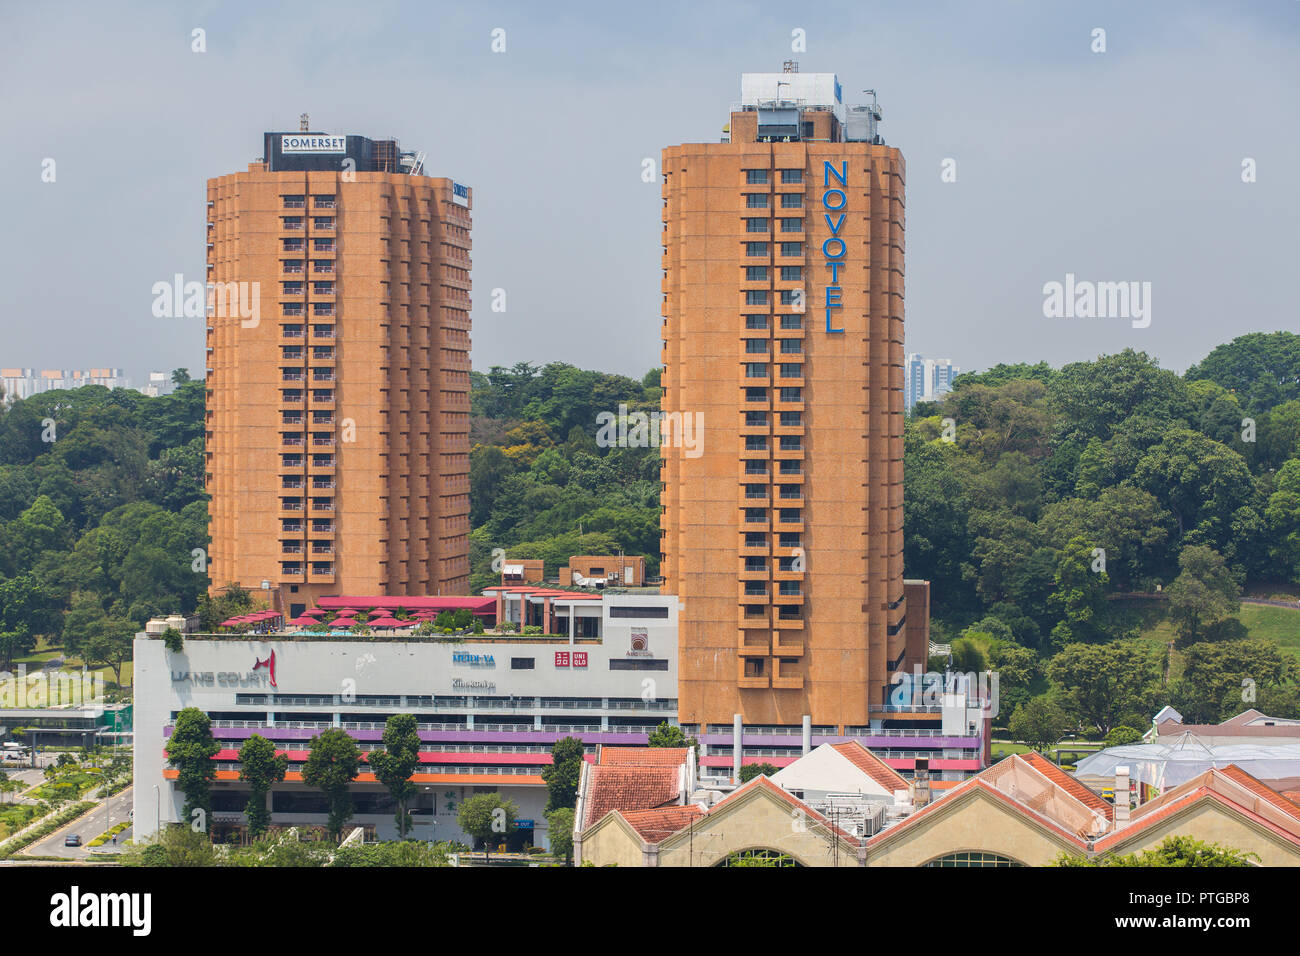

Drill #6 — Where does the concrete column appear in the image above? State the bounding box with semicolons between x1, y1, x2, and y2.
733;714;743;784
802;715;812;755
533;713;542;730
466;714;475;729
569;607;575;647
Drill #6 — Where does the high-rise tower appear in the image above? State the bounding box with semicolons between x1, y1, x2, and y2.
205;128;472;615
661;70;929;733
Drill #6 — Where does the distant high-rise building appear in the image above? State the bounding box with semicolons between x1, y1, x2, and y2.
903;353;960;413
661;68;929;734
204;127;472;615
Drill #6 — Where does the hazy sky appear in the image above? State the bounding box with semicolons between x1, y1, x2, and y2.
2;0;1297;386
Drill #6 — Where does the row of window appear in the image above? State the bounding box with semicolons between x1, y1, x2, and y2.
747;218;805;233
744;338;804;353
745;193;805;209
746;242;803;257
744;290;802;306
744;266;803;281
745;363;804;378
745;315;804;330
744;169;804;184
744;412;803;426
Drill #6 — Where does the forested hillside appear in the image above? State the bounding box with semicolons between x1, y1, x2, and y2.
2;333;1298;732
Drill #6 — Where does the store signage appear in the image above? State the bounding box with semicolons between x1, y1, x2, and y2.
174;652;276;688
451;182;470;207
253;650;277;688
281;134;346;153
554;652;588;668
452;651;495;667
451;678;496;692
822;160;847;334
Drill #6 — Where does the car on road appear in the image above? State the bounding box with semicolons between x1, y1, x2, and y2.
64;835;82;847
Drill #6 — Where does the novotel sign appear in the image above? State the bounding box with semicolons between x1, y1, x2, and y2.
821;160;848;335
281;134;347;153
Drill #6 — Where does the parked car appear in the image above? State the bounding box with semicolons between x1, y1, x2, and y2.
64;834;82;847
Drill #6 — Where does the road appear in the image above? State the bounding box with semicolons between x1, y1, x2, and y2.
23;787;134;860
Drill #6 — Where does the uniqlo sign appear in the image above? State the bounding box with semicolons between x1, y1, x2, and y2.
555;651;588;668
573;652;588;668
555;652;569;667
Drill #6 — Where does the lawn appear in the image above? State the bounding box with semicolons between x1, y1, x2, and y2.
7;636;133;695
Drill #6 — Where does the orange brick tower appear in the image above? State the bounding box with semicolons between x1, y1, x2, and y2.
661;70;925;732
205;124;471;615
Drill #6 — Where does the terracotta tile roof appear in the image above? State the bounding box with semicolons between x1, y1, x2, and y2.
1217;765;1300;822
1094;788;1300;853
1022;751;1113;821
599;746;691;767
831;740;910;793
581;765;684;829
865;775;1090;851
619;806;704;841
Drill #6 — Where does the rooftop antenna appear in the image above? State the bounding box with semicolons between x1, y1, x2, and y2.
299;113;310;132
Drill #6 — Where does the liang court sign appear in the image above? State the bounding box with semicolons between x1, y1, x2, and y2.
170;670;272;688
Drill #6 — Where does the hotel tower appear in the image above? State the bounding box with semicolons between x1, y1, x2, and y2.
661;68;930;735
205;123;472;617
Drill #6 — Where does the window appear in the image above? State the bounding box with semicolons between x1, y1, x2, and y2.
780;193;804;209
779;290;801;305
780;437;802;451
746;290;769;305
779;363;804;378
745;218;769;233
745;194;769;208
780;218;803;232
745;436;768;451
745;266;768;282
744;482;766;496
924;852;1023;868
780;412;802;427
511;658;535;670
780;315;804;330
745;362;768;378
780;339;803;354
745;338;768;354
780;387;803;402
781;242;803;257
608;606;670;619
744;658;766;676
746;242;769;257
779;532;801;547
744;557;768;571
744;532;767;546
745;314;769;329
745;412;768;426
609;659;669;671
745;169;770;184
780;266;803;282
780;169;804;184
745;387;768;402
744;581;767;595
744;460;768;474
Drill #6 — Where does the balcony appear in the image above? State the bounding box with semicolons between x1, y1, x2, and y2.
737;634;769;657
281;370;305;383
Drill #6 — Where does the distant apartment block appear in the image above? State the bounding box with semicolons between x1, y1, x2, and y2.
0;367;130;401
903;354;960;413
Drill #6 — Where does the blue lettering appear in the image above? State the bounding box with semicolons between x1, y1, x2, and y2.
822;189;847;211
823;160;848;187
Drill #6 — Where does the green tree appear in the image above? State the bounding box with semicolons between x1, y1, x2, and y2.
301;729;361;842
1186;331;1300;415
1046;641;1162;736
738;762;779;783
1055;835;1258;867
161;626;184;653
541;736;585;813
1104;726;1144;747
457;792;519;858
1166;545;1241;643
167;708;219;833
238;734;288;839
1046;536;1110;646
1171;639;1290;724
1008;696;1072;753
647;721;693;749
546;806;575;864
368;714;421;838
